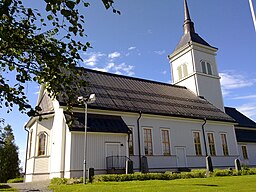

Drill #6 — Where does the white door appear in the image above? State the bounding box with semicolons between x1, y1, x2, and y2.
105;143;120;168
175;147;187;167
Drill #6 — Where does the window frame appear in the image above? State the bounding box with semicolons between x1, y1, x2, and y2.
177;63;188;80
193;131;202;156
37;132;47;156
28;130;33;158
128;126;134;156
161;128;171;156
207;132;216;156
201;60;213;75
220;133;229;156
143;128;153;156
241;145;248;160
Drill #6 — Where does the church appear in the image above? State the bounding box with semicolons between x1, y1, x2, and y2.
24;0;256;182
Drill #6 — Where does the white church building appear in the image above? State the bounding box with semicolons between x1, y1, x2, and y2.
24;0;256;182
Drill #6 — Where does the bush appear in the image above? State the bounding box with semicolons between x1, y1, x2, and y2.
7;177;24;183
50;178;68;185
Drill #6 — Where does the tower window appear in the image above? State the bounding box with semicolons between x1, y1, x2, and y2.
177;63;188;80
201;61;213;75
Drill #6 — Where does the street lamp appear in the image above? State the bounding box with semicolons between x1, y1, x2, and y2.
77;94;96;184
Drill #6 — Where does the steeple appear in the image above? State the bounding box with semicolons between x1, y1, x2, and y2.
172;0;214;51
183;0;195;34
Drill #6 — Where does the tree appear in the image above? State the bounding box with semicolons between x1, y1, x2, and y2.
0;124;20;182
0;0;119;117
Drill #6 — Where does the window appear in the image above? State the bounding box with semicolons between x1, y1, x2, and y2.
161;129;171;155
29;130;33;158
193;132;202;156
38;132;47;156
201;61;213;75
221;133;229;156
128;127;134;156
207;133;216;156
242;145;248;159
177;66;182;80
144;128;153;155
177;63;188;80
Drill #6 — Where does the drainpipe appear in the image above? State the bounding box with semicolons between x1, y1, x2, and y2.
137;111;142;172
24;126;29;180
202;118;208;156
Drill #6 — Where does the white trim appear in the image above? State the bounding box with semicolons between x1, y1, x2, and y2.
142;127;154;156
160;128;171;156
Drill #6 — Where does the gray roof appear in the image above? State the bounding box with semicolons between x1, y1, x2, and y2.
225;107;256;128
65;113;130;133
60;68;234;123
174;32;215;51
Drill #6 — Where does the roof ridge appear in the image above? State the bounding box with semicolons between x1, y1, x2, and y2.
77;67;187;90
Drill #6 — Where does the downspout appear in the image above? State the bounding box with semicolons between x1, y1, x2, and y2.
202;118;208;156
137;111;142;172
24;127;29;180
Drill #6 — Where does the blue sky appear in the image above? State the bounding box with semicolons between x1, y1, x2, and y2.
1;0;256;169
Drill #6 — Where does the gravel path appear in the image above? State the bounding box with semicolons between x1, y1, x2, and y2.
7;180;52;192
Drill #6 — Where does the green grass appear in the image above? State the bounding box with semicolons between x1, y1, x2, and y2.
49;175;256;192
0;184;16;191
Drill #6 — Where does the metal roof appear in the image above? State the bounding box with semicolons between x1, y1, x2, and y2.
65;113;130;133
235;129;256;143
225;107;256;128
60;68;235;123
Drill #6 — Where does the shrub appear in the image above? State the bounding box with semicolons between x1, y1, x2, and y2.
50;177;68;185
7;177;24;183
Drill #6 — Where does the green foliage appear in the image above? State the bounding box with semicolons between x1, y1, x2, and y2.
0;125;20;183
0;0;118;118
93;170;207;182
7;177;24;183
50;177;84;185
50;177;68;185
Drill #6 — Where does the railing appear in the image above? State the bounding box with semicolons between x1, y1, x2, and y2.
106;156;132;173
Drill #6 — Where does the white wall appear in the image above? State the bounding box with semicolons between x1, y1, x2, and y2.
25;117;53;182
122;113;239;170
238;143;256;166
68;132;128;178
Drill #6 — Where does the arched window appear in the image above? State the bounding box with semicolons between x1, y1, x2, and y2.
29;130;33;158
38;132;47;156
177;63;188;80
201;60;213;75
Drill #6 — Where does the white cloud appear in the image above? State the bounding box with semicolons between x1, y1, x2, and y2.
83;52;105;67
237;103;256;121
220;72;254;91
92;67;108;73
162;70;167;75
154;50;166;55
114;63;135;76
128;46;136;51
108;52;121;59
233;94;256;100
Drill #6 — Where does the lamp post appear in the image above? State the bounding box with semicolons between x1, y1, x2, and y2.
77;94;96;184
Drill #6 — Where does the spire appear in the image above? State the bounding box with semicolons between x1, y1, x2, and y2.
183;0;195;34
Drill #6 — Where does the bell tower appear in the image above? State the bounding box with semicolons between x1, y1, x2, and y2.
168;0;224;111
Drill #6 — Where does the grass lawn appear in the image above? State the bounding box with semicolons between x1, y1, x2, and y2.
49;175;256;192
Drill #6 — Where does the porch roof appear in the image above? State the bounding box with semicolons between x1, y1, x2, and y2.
65;113;130;134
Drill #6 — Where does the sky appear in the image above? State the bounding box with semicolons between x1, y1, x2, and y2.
1;0;256;170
